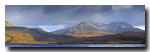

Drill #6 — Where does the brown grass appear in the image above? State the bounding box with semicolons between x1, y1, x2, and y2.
66;30;114;38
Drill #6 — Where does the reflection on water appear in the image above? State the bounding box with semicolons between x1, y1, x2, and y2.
5;44;145;47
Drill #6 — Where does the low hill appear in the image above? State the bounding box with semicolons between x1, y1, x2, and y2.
5;20;14;26
5;26;78;44
65;30;114;38
70;31;145;44
53;22;102;34
107;31;145;42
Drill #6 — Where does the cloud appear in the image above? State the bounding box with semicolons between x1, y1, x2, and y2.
74;5;112;16
42;5;79;14
38;25;66;32
133;25;145;30
5;5;145;26
112;5;134;11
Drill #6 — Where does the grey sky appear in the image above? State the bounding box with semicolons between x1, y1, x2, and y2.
5;5;145;26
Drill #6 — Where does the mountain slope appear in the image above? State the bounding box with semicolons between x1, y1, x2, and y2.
5;26;79;43
52;21;115;38
5;20;78;43
107;31;145;42
5;20;14;26
53;22;102;34
53;21;144;34
107;21;144;33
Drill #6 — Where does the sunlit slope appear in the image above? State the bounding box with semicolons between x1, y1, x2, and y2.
5;27;58;44
5;20;14;26
53;22;114;37
5;26;77;44
66;30;114;38
5;31;39;43
5;20;77;44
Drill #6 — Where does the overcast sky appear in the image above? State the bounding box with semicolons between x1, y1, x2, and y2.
5;5;145;31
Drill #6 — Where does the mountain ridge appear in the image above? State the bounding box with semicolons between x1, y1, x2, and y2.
53;21;144;34
5;20;145;44
5;20;14;26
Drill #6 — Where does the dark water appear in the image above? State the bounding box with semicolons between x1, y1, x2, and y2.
5;44;145;47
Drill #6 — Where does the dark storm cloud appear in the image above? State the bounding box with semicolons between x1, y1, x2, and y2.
5;5;145;26
132;5;145;11
110;5;145;26
74;5;112;15
42;5;79;14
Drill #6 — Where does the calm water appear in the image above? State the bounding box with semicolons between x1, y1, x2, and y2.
5;44;145;47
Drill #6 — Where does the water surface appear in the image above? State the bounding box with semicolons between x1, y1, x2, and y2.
5;44;145;47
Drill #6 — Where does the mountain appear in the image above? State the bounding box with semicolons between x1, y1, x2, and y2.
106;21;144;33
5;20;145;44
5;20;42;30
77;31;145;44
53;21;144;34
93;22;108;31
52;21;115;37
5;20;78;44
5;26;79;43
106;31;145;43
5;20;14;26
53;21;101;34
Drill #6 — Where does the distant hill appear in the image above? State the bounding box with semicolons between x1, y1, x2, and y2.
106;21;144;33
107;31;145;42
74;31;145;44
5;20;14;26
53;21;144;34
5;26;79;44
5;20;78;43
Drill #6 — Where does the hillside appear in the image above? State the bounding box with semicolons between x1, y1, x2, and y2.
5;26;79;44
73;31;145;44
105;31;145;44
5;20;78;44
53;22;101;34
65;30;114;38
53;21;144;34
53;21;115;37
107;21;144;33
5;20;145;44
5;20;14;26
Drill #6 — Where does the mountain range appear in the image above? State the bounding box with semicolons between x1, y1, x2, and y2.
53;21;144;34
5;20;145;44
